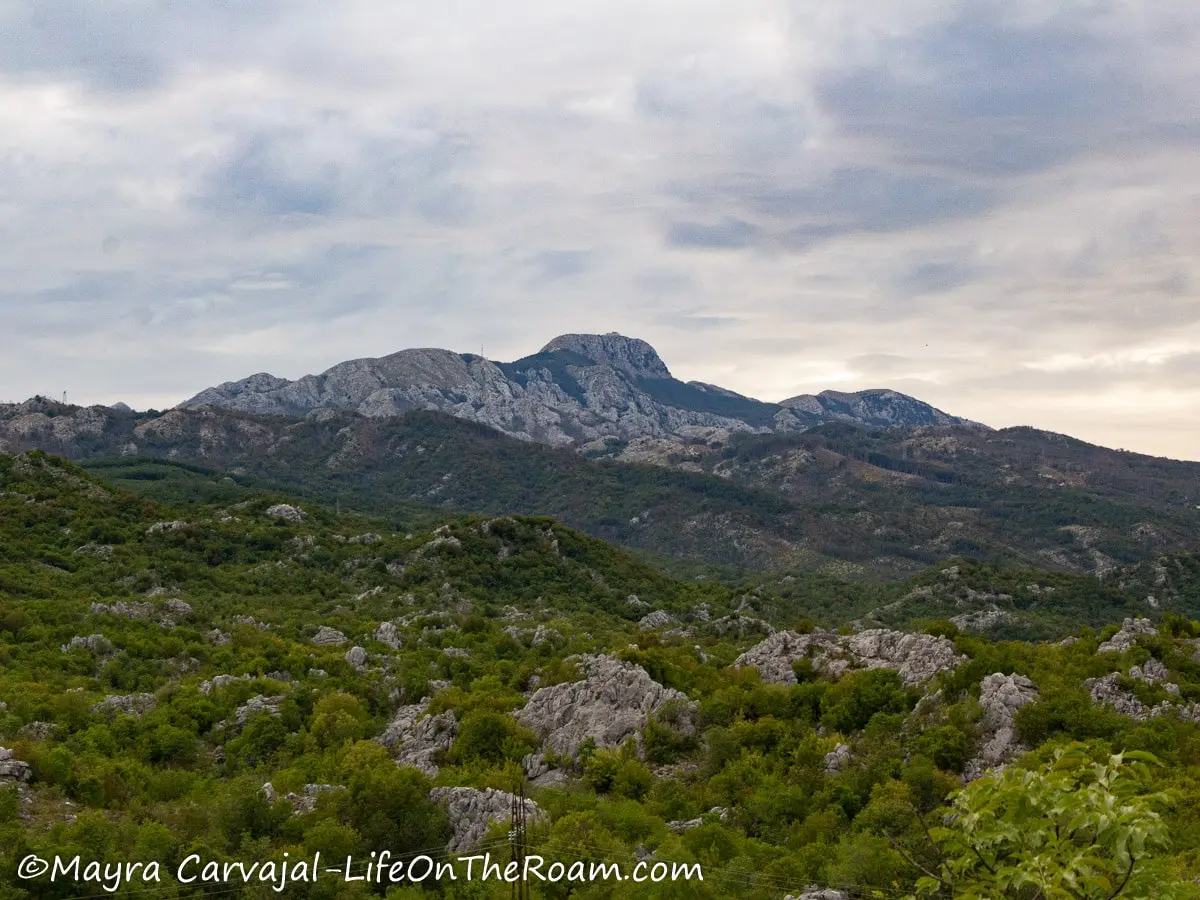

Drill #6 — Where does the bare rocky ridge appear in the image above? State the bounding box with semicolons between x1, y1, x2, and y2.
175;332;968;446
377;701;457;776
734;629;964;687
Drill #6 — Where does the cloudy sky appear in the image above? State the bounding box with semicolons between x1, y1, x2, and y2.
2;1;1199;459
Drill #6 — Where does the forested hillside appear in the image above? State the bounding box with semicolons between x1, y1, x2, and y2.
2;452;1200;897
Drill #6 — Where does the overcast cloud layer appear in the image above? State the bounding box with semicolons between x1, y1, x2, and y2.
2;0;1199;459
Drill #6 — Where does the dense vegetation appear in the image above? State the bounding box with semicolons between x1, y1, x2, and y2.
5;397;1200;579
2;452;1200;897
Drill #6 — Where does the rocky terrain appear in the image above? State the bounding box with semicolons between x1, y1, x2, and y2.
177;332;971;446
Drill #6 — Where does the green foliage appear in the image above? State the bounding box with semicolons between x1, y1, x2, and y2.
908;745;1194;899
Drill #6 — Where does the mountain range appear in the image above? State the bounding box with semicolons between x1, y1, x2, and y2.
179;332;973;446
2;333;1198;579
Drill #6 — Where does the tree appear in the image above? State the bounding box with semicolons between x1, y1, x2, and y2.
905;744;1194;899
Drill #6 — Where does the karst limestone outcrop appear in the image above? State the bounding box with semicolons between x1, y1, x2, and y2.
175;333;968;447
964;673;1040;781
514;655;696;767
734;629;964;687
1097;617;1159;653
429;787;547;853
377;701;458;777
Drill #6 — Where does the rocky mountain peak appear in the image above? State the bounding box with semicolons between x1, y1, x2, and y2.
539;332;672;380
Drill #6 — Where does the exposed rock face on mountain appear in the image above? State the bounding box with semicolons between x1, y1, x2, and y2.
964;673;1039;781
377;701;457;777
1098;617;1159;653
429;787;546;853
177;333;969;446
734;629;964;687
514;655;697;761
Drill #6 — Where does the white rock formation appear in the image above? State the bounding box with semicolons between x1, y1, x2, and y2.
377;702;458;777
514;655;696;761
964;673;1039;781
735;629;964;687
429;787;546;853
1097;618;1158;653
313;626;348;646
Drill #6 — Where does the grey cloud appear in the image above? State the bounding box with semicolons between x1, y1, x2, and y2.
529;250;590;281
813;5;1154;175
192;122;475;223
895;260;981;295
666;218;758;249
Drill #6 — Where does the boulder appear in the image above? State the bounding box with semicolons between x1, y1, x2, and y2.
345;647;368;669
513;655;696;761
377;702;457;777
735;629;964;687
265;504;306;523
313;626;348;646
429;787;546;853
0;748;32;783
92;693;157;718
1097;618;1158;653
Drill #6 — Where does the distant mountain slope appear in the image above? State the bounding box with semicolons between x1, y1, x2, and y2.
2;398;1198;578
178;331;973;445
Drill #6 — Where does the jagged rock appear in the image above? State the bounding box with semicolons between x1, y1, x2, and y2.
375;621;401;649
824;743;852;774
208;629;231;645
429;787;546;853
20;722;52;740
313;626;348;646
626;594;649;609
90;601;153;619
735;629;964;687
345;647;368;669
265;504;306;523
639;610;677;630
1130;657;1176;692
513;655;696;760
233;615;270;630
950;606;1015;632
668;817;704;833
285;784;344;815
1098;618;1159;653
92;693;157;717
163;598;193;617
442;647;472;659
261;782;276;803
308;668;327;678
147;521;188;534
0;748;32;782
377;702;458;777
1083;671;1200;723
61;634;113;654
233;695;286;729
179;334;967;447
200;673;251;694
964;673;1039;781
785;890;848;900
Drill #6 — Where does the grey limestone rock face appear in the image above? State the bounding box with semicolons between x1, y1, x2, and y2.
513;654;696;761
345;646;368;669
313;626;348;646
964;673;1039;781
1097;618;1159;653
374;621;401;649
824;743;853;775
638;610;677;630
61;634;114;654
233;695;286;729
177;333;969;447
265;503;306;523
429;786;547;853
92;693;157;718
735;629;964;687
0;748;32;782
377;701;457;777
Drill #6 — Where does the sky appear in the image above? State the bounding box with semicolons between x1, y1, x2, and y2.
2;1;1199;460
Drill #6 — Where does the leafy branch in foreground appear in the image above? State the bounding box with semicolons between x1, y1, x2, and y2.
907;744;1195;899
